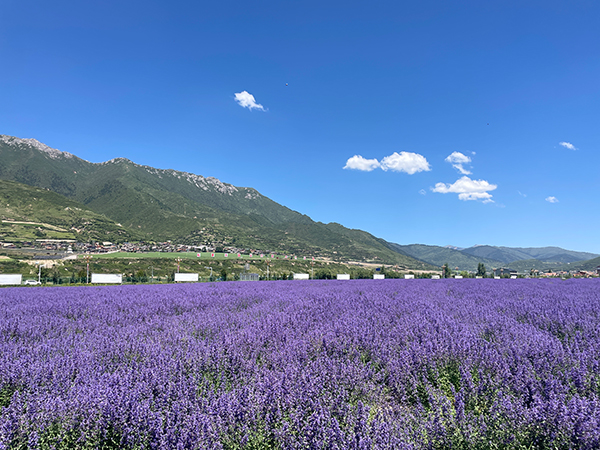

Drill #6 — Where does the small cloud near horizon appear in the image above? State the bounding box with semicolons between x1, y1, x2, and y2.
546;196;559;203
432;176;497;203
343;151;430;174
559;142;577;150
234;91;265;111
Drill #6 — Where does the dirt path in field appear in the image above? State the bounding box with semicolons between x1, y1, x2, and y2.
2;220;68;232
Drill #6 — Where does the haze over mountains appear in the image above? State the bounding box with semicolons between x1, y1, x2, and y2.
1;135;598;271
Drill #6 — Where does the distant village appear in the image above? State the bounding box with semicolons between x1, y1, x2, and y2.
490;267;600;279
2;239;599;278
1;239;250;259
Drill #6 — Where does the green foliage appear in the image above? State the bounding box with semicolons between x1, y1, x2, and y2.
35;421;126;450
314;268;333;279
0;258;29;275
135;269;147;283
430;360;461;399
0;383;18;409
0;179;141;243
221;422;280;450
442;263;452;278
476;262;486;277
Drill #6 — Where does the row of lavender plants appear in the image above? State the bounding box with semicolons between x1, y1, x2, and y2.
1;279;599;449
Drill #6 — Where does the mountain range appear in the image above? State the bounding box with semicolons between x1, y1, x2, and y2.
0;135;432;268
1;134;598;271
392;243;599;272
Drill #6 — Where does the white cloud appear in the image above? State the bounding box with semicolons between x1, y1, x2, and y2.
343;155;381;171
445;151;471;164
458;192;494;202
454;165;472;175
445;151;472;175
546;196;559;203
419;189;427;195
559;142;577;150
380;152;431;174
431;176;497;203
343;151;430;174
234;91;265;111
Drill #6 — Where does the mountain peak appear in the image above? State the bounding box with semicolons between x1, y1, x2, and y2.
144;166;241;196
102;157;133;164
0;135;75;160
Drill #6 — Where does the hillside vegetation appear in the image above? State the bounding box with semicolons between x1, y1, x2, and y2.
461;245;598;264
0;135;434;268
0;180;141;243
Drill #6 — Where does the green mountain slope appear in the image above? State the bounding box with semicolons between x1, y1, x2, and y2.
505;259;570;273
0;179;141;242
0;136;311;229
382;242;598;272
506;256;600;273
570;256;600;272
0;135;433;267
461;245;598;264
386;243;503;271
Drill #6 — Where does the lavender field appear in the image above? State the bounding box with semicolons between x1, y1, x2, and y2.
1;279;600;449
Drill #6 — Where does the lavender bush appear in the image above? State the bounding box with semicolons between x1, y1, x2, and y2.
1;279;599;449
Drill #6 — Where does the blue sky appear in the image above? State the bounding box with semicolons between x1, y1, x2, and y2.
2;0;599;253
